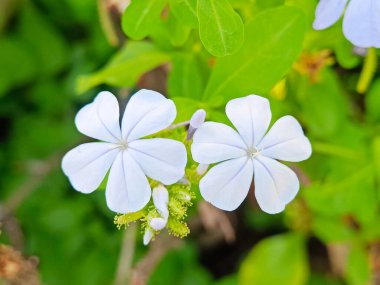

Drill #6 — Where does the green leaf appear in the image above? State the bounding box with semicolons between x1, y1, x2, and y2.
77;41;170;94
203;6;306;106
296;69;348;137
304;164;376;219
307;273;343;285
366;79;380;123
150;11;191;48
372;136;380;178
168;53;205;99
312;216;354;243
0;37;37;96
346;245;370;285
169;0;198;28
172;97;205;123
18;2;69;76
197;0;244;57
255;0;285;10
149;244;212;285
334;39;360;69
239;233;309;285
121;0;167;40
286;0;317;26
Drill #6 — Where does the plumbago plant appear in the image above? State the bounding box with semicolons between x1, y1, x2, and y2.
62;89;311;244
48;0;380;283
6;0;380;284
71;1;314;245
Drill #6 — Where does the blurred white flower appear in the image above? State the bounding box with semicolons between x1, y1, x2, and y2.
313;0;380;48
62;90;187;213
191;95;312;214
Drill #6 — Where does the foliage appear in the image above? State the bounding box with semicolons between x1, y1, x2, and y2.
239;234;309;285
1;0;380;284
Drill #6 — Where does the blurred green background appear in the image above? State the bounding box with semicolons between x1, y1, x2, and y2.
1;0;380;284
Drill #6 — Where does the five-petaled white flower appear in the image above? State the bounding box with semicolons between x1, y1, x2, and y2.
191;95;312;214
313;0;380;48
62;90;187;213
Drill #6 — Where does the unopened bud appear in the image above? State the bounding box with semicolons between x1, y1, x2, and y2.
152;185;169;220
143;229;153;245
190;109;206;129
187;109;206;140
150;217;167;231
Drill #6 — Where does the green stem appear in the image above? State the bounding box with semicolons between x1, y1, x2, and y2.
357;48;377;94
97;0;120;46
114;223;137;285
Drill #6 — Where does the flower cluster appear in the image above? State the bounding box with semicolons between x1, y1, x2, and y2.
62;90;312;244
313;0;380;48
115;182;193;245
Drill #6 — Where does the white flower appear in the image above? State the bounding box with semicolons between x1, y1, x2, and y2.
191;95;312;214
62;90;187;213
313;0;380;48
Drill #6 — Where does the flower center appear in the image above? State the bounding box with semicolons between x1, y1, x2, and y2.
247;146;260;158
118;140;128;150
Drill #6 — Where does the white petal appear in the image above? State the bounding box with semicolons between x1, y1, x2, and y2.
150;218;167;230
128;138;187;185
199;157;253;211
61;142;119;193
258;116;312;162
226;95;271;147
313;0;348;30
105;151;151;213
152;185;169;220
191;122;246;164
343;0;380;48
143;229;153;245
75;91;122;143
253;156;299;214
121;89;176;142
